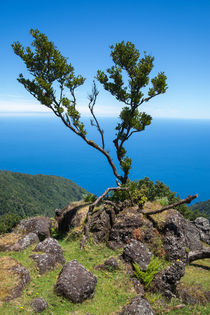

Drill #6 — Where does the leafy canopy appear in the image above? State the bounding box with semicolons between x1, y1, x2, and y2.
12;30;167;186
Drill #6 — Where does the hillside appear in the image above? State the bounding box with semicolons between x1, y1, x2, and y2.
0;170;87;219
190;199;210;219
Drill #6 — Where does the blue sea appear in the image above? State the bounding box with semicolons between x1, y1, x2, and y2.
0;114;210;203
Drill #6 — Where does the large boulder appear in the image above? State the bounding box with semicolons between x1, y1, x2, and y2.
151;261;185;299
161;210;202;261
123;240;152;271
54;260;97;303
193;217;210;245
0;256;30;301
14;216;51;241
55;202;89;234
120;295;154;315
33;237;65;264
89;209;111;243
108;210;146;249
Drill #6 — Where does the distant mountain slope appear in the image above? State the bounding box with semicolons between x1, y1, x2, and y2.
0;170;87;218
189;199;210;219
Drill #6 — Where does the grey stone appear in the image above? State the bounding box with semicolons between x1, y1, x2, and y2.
30;253;56;274
34;237;65;264
95;257;119;271
120;295;154;315
123;240;152;271
193;217;210;245
163;210;202;261
32;298;48;313
55;260;97;303
18;232;39;250
15;216;51;241
151;261;185;299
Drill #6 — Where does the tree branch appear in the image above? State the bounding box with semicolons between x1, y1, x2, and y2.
142;194;198;215
188;247;210;263
89;186;131;212
88;82;105;149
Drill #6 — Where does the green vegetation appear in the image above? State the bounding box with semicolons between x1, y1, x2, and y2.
0;170;86;233
12;29;167;187
109;177;203;220
133;256;163;288
0;240;135;314
190;199;210;219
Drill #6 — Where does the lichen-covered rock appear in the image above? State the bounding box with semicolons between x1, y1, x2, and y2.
34;237;65;264
162;210;202;261
151;261;185;299
30;253;56;274
89;209;111;243
14;216;51;241
32;298;48;313
193;217;210;245
18;233;39;250
123;240;152;271
0;256;30;301
108;211;145;249
54;260;97;303
0;232;39;252
120;295;154;315
95;257;119;271
132;278;145;296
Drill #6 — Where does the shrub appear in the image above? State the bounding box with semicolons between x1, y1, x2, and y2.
83;193;97;203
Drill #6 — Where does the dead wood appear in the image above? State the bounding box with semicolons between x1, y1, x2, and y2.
142;194;198;216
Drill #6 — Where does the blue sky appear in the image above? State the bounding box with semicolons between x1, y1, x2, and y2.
0;0;209;118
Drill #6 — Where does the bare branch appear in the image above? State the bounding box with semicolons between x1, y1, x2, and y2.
88;81;105;149
89;186;131;212
142;194;198;216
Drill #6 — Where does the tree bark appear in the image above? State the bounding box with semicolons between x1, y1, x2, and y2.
142;194;198;216
188;247;210;263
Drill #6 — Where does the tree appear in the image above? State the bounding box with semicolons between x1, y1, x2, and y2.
12;29;167;193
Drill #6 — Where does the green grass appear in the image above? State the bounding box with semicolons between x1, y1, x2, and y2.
0;239;136;314
0;239;209;314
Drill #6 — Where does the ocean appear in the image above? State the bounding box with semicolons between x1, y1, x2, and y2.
0;114;209;203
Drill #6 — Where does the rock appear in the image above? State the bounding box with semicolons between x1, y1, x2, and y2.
193;217;210;245
132;278;145;296
89;209;111;243
0;232;39;252
108;211;145;249
55;202;89;234
18;233;39;250
151;261;185;299
162;210;202;261
14;216;51;241
120;295;154;315
34;237;65;264
176;286;197;305
0;256;30;301
123;240;152;271
95;257;119;271
55;260;97;303
30;253;56;274
32;298;48;313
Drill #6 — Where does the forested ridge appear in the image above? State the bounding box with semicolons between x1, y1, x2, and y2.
0;170;87;232
190;199;210;218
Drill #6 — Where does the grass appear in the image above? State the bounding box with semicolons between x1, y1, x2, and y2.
146;258;210;315
0;239;136;314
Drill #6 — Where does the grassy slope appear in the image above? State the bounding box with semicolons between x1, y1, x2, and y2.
0;237;209;315
0;170;87;218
